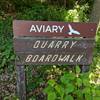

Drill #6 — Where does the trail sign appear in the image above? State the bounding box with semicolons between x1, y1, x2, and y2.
13;20;97;38
13;20;97;100
14;38;94;65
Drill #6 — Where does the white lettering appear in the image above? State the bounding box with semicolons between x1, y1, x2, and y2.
30;25;65;33
30;25;37;32
45;25;51;32
54;41;62;48
32;55;39;62
43;25;45;32
70;41;77;49
33;41;40;48
51;55;58;62
76;55;83;62
25;54;84;63
41;41;48;48
59;26;64;32
61;41;69;48
70;55;75;62
45;55;52;62
64;55;70;62
39;55;45;62
25;55;32;62
48;41;55;48
36;25;42;32
52;25;58;32
58;55;66;61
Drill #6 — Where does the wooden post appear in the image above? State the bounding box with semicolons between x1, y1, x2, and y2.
64;0;67;8
90;0;100;24
81;65;89;73
16;62;26;100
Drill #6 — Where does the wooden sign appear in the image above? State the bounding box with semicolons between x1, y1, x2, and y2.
14;38;94;52
13;20;97;100
13;20;97;65
13;20;97;38
14;38;94;65
16;52;93;65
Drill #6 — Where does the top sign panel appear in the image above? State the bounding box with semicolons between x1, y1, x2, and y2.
13;20;97;38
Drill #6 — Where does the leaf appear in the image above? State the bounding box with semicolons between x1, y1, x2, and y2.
55;84;64;98
76;78;82;87
75;90;83;99
93;96;100;100
83;87;90;94
76;66;81;73
60;75;69;84
64;95;73;100
47;79;56;87
85;94;91;100
95;89;100;96
43;85;53;94
1;58;6;67
65;84;74;94
82;79;90;86
10;55;15;60
60;73;75;84
48;91;56;100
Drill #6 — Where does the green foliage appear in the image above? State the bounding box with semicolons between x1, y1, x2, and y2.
44;66;100;100
0;17;15;74
0;1;100;99
17;4;66;21
3;95;19;100
65;4;89;22
16;3;89;22
0;0;88;13
0;0;40;12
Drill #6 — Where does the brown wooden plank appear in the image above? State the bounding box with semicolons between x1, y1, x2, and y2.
14;38;95;53
13;20;97;38
16;63;26;100
16;50;93;65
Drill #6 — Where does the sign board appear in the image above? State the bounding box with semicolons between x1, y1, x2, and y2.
14;38;94;65
13;20;97;38
13;20;97;100
13;20;97;65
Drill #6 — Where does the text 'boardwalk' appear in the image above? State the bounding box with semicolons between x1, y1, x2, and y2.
13;20;97;65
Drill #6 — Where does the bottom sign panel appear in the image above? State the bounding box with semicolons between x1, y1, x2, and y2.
16;51;93;65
